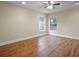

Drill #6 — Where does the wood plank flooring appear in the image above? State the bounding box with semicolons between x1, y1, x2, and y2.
0;35;79;57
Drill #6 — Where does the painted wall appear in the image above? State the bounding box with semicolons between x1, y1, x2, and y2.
48;8;79;39
0;2;47;43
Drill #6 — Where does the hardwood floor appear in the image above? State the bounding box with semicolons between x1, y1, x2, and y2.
0;35;79;57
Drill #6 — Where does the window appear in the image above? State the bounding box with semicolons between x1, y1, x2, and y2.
50;16;57;30
39;16;46;32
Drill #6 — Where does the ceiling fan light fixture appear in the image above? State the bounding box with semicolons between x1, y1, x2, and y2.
47;5;52;9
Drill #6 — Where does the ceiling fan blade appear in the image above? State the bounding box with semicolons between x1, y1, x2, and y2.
53;3;60;5
48;1;51;5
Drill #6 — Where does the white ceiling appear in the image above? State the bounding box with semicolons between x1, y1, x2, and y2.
5;1;79;14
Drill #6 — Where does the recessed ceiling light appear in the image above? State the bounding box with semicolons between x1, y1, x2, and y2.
22;1;26;5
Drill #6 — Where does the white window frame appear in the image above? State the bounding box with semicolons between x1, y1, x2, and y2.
49;16;57;32
39;16;46;32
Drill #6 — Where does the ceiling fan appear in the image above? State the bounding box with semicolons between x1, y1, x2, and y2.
41;1;60;9
74;1;79;6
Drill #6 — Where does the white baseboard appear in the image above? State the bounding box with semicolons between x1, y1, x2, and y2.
0;33;47;46
1;33;79;46
49;33;79;40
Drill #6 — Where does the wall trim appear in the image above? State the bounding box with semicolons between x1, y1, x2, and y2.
1;33;79;46
0;33;47;46
49;33;79;40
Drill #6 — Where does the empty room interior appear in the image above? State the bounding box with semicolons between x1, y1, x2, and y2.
1;1;79;57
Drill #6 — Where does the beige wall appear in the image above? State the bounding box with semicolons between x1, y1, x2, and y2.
48;8;79;38
1;1;79;43
0;2;47;43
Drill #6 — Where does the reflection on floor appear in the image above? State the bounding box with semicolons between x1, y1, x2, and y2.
0;35;79;57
